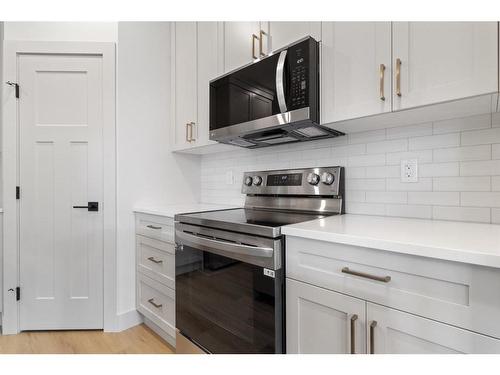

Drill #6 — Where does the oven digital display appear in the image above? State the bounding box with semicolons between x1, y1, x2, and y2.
267;173;302;186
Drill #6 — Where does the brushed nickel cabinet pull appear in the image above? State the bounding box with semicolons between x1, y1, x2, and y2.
341;267;391;283
350;314;358;354
147;256;163;264
252;34;259;59
259;29;267;57
379;63;386;101
396;58;402;97
370;321;377;354
148;298;162;309
189;122;196;142
146;224;162;230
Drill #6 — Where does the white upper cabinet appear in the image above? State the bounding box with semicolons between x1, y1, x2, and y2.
321;22;392;124
264;22;321;53
223;22;261;72
392;22;498;110
286;278;366;354
172;22;198;149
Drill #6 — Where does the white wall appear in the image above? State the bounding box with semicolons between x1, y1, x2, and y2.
116;22;200;317
201;113;500;224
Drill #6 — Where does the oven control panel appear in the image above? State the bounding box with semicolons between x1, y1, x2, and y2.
242;167;343;196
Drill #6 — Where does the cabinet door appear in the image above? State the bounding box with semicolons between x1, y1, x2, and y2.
393;22;498;110
321;22;392;124
223;21;261;72
286;278;366;354
197;22;223;146
172;22;197;149
367;303;500;354
265;22;321;53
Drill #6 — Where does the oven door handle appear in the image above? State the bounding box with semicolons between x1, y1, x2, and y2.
276;49;288;113
175;230;274;258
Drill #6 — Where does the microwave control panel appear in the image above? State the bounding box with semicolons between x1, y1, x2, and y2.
289;42;309;110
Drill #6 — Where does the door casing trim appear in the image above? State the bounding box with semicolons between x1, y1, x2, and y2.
2;41;117;334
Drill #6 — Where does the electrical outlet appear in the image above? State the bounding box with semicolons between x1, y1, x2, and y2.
225;170;234;185
401;159;418;182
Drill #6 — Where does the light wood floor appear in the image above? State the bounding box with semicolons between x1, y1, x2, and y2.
0;324;175;354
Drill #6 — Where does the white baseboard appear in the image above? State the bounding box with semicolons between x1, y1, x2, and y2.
117;309;143;331
144;317;176;348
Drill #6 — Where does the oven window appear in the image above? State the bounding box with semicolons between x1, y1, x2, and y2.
176;245;282;353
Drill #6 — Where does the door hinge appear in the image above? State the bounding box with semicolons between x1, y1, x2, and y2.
16;186;20;199
16;287;21;301
6;81;19;98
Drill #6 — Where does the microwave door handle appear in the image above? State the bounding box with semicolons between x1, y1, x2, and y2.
175;229;274;258
276;50;288;113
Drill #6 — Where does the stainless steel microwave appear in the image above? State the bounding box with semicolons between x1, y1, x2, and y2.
209;37;343;148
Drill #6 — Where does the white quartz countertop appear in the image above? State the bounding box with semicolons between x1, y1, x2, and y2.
133;203;237;218
282;214;500;268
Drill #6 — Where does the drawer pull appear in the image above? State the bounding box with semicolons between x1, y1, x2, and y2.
350;314;358;354
370;321;377;354
341;267;391;283
148;298;162;309
147;256;163;264
146;225;162;230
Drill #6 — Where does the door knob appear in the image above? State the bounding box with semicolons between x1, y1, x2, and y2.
73;202;99;212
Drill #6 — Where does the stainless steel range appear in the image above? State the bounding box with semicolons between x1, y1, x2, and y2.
174;166;344;354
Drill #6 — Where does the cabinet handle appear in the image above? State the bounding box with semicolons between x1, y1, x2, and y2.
146;224;162;230
379;64;386;101
147;256;163;264
341;267;391;283
370;321;377;354
396;58;402;97
148;298;162;309
189;122;196;142
350;314;358;354
185;123;190;142
252;34;259;59
259;30;267;57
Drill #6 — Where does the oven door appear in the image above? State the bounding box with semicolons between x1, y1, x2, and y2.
174;223;284;354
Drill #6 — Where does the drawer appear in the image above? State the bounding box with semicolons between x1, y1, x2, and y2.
137;273;175;338
286;235;500;339
135;213;174;242
137;235;175;289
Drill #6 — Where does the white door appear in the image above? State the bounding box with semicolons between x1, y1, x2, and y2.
321;22;392;124
367;303;500;354
19;53;104;330
266;22;321;53
223;21;261;72
173;22;198;149
286;278;366;354
392;22;498;110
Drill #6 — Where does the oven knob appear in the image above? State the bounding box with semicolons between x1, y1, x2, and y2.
306;172;320;185
253;176;263;186
321;172;335;185
244;176;253;186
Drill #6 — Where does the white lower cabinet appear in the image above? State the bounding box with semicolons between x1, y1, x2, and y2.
286;278;366;354
367;303;500;354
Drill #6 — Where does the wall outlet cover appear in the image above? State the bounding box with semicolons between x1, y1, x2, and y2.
401;159;418;183
225;170;234;185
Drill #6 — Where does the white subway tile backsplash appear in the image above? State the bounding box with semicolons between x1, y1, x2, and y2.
433;206;491;223
201;113;500;224
461;192;500;207
409;133;460;150
461;128;500;145
386;122;433;139
387;178;432;191
433;176;491;191
433;145;491;162
460;160;500;176
433;114;491;134
419;162;459;177
408;192;459;206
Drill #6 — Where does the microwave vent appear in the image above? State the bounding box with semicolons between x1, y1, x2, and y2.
292;126;330;138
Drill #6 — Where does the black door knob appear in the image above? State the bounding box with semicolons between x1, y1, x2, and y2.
73;202;99;212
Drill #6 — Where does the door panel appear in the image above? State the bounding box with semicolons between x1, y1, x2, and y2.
321;22;392;123
223;22;261;72
393;22;498;110
267;22;321;53
286;278;366;354
367;303;500;354
19;53;104;330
